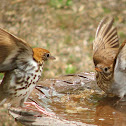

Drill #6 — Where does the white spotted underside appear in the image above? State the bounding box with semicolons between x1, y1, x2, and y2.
8;59;43;107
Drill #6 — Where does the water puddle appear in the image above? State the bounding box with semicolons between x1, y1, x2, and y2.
49;92;126;126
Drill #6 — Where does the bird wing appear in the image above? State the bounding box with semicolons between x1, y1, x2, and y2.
0;28;33;72
93;17;119;66
114;41;126;72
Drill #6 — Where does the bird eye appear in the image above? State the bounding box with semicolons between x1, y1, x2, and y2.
46;53;50;58
103;67;110;73
104;67;108;72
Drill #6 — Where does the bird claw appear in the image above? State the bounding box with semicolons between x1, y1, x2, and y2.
24;102;55;116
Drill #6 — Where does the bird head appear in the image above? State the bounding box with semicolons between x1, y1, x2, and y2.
94;63;113;75
93;52;115;77
33;48;56;64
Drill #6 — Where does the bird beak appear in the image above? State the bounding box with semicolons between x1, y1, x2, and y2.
49;55;56;60
95;67;102;72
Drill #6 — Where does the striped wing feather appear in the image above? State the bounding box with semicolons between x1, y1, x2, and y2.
0;28;33;72
93;17;119;65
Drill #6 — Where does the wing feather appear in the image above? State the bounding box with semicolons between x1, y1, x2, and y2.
0;28;33;72
93;16;119;66
93;17;119;52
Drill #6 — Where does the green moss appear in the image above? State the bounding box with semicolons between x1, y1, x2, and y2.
65;64;77;74
0;73;3;79
103;7;111;13
119;32;125;39
64;35;72;45
88;36;94;43
49;0;73;9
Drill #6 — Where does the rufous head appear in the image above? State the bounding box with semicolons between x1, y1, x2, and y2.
33;48;56;64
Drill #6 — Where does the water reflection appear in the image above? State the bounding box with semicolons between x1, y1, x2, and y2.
51;93;126;126
95;97;126;126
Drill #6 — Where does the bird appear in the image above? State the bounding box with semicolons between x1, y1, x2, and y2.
93;16;126;99
0;28;55;115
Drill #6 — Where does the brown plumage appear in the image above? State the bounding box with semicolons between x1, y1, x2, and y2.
0;28;55;107
93;17;126;98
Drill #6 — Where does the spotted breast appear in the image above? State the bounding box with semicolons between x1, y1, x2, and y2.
0;59;43;107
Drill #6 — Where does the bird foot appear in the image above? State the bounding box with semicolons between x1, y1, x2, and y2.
113;97;125;106
113;100;120;106
24;102;55;116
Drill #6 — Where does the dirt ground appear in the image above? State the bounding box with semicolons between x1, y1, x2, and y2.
0;0;126;125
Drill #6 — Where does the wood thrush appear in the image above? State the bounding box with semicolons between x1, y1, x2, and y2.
0;28;55;113
93;16;126;99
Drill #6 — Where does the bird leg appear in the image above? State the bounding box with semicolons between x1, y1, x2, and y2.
24;102;55;116
113;96;126;106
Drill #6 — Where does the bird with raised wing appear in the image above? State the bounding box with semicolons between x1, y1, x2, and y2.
0;28;55;115
93;16;126;99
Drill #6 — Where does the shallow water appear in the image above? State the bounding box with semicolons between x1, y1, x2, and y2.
47;91;126;126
